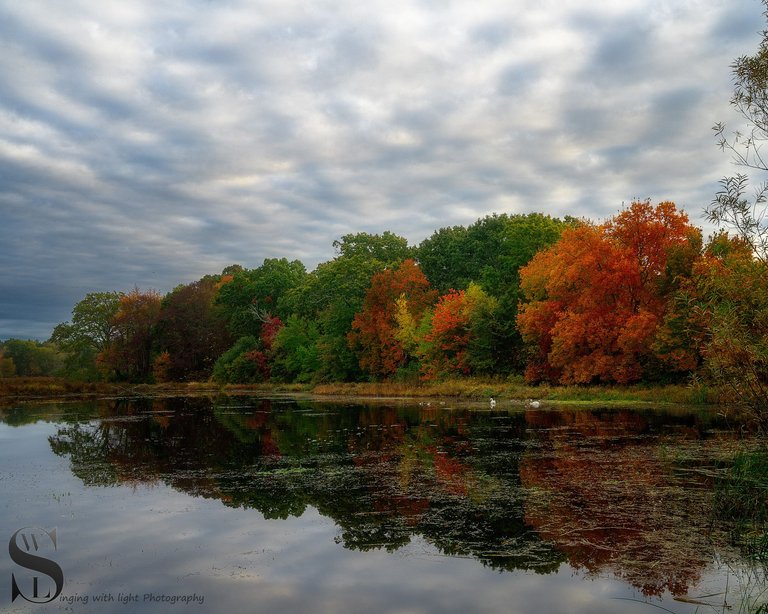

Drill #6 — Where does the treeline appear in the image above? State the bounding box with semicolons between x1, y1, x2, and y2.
0;338;61;377
39;211;571;384
4;200;761;410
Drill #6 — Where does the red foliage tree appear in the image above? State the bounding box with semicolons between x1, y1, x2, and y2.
427;289;471;376
419;284;496;379
244;316;284;381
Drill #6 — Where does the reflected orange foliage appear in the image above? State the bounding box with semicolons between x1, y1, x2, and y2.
520;410;714;596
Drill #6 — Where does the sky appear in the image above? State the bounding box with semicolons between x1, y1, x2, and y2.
0;0;765;341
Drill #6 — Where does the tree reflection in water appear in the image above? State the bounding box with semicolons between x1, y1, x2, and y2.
44;397;757;598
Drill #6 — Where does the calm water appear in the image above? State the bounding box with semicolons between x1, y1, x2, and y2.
0;396;765;613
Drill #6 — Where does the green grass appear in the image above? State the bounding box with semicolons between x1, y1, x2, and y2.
715;450;768;525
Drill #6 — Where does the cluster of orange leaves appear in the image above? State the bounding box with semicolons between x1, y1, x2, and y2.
348;259;437;377
424;289;473;377
517;200;698;384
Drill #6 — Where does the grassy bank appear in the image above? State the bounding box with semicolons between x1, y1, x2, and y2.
0;376;719;407
310;378;718;406
0;377;222;407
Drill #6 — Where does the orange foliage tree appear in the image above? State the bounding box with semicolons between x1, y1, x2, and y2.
418;283;498;380
348;259;436;378
517;200;700;384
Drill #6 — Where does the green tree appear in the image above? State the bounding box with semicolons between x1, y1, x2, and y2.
0;347;15;377
282;232;414;382
417;213;574;374
211;336;262;384
271;316;321;383
0;339;62;376
216;258;307;338
416;225;472;293
50;291;122;380
332;231;414;263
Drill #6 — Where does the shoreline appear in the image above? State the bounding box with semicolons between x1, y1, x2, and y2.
0;376;720;408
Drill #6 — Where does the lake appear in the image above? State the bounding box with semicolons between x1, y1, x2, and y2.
1;395;765;613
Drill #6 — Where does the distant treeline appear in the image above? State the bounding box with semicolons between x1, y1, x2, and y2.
2;200;765;410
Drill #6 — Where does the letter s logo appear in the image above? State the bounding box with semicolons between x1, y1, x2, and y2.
9;527;64;603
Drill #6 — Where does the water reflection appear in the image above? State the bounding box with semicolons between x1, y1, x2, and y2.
520;409;737;597
12;397;759;602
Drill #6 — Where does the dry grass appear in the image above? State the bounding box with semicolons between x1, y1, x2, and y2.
221;382;312;396
0;377;223;407
0;377;111;396
0;376;721;407
310;378;719;406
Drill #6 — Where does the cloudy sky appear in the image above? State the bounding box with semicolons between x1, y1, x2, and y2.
0;0;764;340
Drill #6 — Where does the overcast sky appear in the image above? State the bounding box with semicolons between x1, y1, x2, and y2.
0;0;764;340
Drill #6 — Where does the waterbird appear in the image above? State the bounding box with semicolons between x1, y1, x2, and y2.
527;399;541;408
489;398;496;408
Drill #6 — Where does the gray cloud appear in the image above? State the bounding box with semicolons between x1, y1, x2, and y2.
0;0;765;339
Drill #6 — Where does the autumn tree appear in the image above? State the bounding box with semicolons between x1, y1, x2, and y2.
417;283;498;380
653;232;737;373
155;276;232;381
417;213;574;373
657;233;768;428
98;288;162;381
517;201;700;384
703;2;768;424
348;259;437;378
699;253;768;429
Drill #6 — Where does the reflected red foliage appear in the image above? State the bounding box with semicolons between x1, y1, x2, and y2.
520;409;714;596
